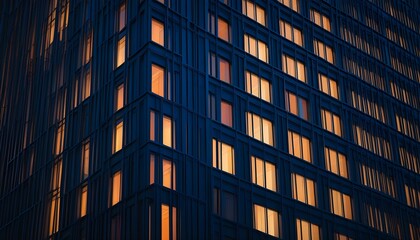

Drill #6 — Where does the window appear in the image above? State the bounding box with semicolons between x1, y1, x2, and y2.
81;141;90;180
80;185;88;217
245;71;271;102
253;204;280;237
55;122;65;155
111;215;121;240
111;171;121;206
285;91;309;121
278;0;299;12
152;18;165;46
209;14;231;42
49;159;62;236
279;20;303;47
221;100;233;127
161;204;177;240
242;0;266;25
162;159;176;190
360;163;396;198
291;173;316;206
314;39;334;64
296;218;320;240
118;3;126;31
84;33;92;64
244;34;268;63
212;138;235;174
82;70;91;100
334;233;353;240
213;188;237;221
318;73;339;99
73;79;79;108
282;54;306;82
330;189;352;219
365;204;401;238
152;64;164;97
45;0;56;47
114;121;123;153
251;156;277;191
116;84;124;111
404;184;420;209
163;116;174;148
116;36;126;68
321;109;342;136
209;53;231;84
399;147;419;174
150;154;155;184
58;0;69;41
246;112;274;146
324;147;348;179
150;111;156;141
288;131;311;163
310;9;331;32
395;114;420;141
353;124;392;160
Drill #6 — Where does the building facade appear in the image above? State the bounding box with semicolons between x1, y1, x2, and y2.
1;0;420;239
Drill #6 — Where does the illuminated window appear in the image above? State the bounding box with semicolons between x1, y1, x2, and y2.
111;171;121;206
114;121;123;153
334;233;352;240
244;34;269;63
84;33;92;64
278;0;299;12
58;0;69;41
251;156;277;191
163;116;175;148
395;114;420;141
324;147;348;179
310;9;331;32
318;73;339;99
82;70;91;101
118;3;126;32
150;110;156;141
212;138;235;174
405;184;420;209
116;36;126;68
409;223;420;240
221;100;233;127
246;112;273;146
162;159;176;190
352;124;392;160
285;91;309;121
399;147;419;174
321;109;342;136
365;204;401;238
242;0;266;25
150;154;155;184
282;54;306;82
55;122;65;155
152;64;164;97
115;84;124;111
330;189;352;219
209;14;230;42
213;188;237;221
73;78;79;108
209;53;231;84
152;18;165;46
46;0;57;47
253;204;280;237
288;131;311;163
245;71;271;102
360;163;396;198
81;141;90;180
161;204;177;240
279;20;303;47
291;173;316;207
49;159;62;236
80;185;88;218
296;218;320;240
314;39;334;64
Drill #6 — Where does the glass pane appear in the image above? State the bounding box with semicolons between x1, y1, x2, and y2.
251;74;260;97
150;111;155;141
80;186;87;217
326;46;334;63
311;224;320;240
330;79;338;99
116;36;126;68
112;171;121;206
288;92;298;115
221;101;233;127
253;114;261;141
161;204;169;240
302;137;311;162
256;158;264;187
285;22;292;40
119;3;126;31
297;61;305;82
338;154;348;178
258;41;267;62
256;6;265;25
287;56;295;77
247;112;253;137
307;179;315;206
219;58;231;83
295;174;305;202
152;64;165;97
262;118;273;146
329;149;338;174
221;143;234;174
267;209;279;237
333;115;341;136
323;15;331;31
249;36;257;56
116;84;124;111
299;98;308;120
266;162;276;191
343;194;352;219
246;1;254;20
254;204;266;233
150;155;155;184
261;78;271;102
294;28;303;46
152;19;165;46
301;220;310;240
162;160;172;189
163;116;172;148
218;18;230;42
292;132;301;158
115;122;123;152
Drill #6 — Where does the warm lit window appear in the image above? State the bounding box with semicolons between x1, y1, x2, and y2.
84;33;92;64
360;163;396;198
279;20;303;47
278;0;299;12
282;54;306;82
115;84;124;111
324;147;348;179
213;188;237;221
351;89;387;124
365;204;401;238
161;204;177;240
49;159;62;236
334;233;353;240
321;109;342;136
242;0;266;25
81;141;90;180
314;39;334;64
246;112;273;146
245;71;271;102
251;156;277;191
310;9;331;32
58;0;69;41
405;184;420;209
209;14;231;43
82;70;91;100
395;114;420;141
318;73;339;99
163;116;175;148
152;64;165;98
80;185;88;218
296;218;320;240
152;18;165;46
244;34;269;63
288;131;311;163
114;121;123;153
118;3;126;32
399;147;419;174
111;171;121;206
208;53;231;84
116;36;126;68
212;138;235;174
150;110;156;141
409;223;420;240
291;173;316;206
55;122;65;155
330;189;352;220
46;0;57;47
162;159;176;190
285;91;309;120
73;78;79;108
253;204;280;237
221;100;233;127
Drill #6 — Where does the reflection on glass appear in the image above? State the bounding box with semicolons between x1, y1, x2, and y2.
152;19;165;46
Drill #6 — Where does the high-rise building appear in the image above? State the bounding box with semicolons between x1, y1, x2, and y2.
1;0;420;239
